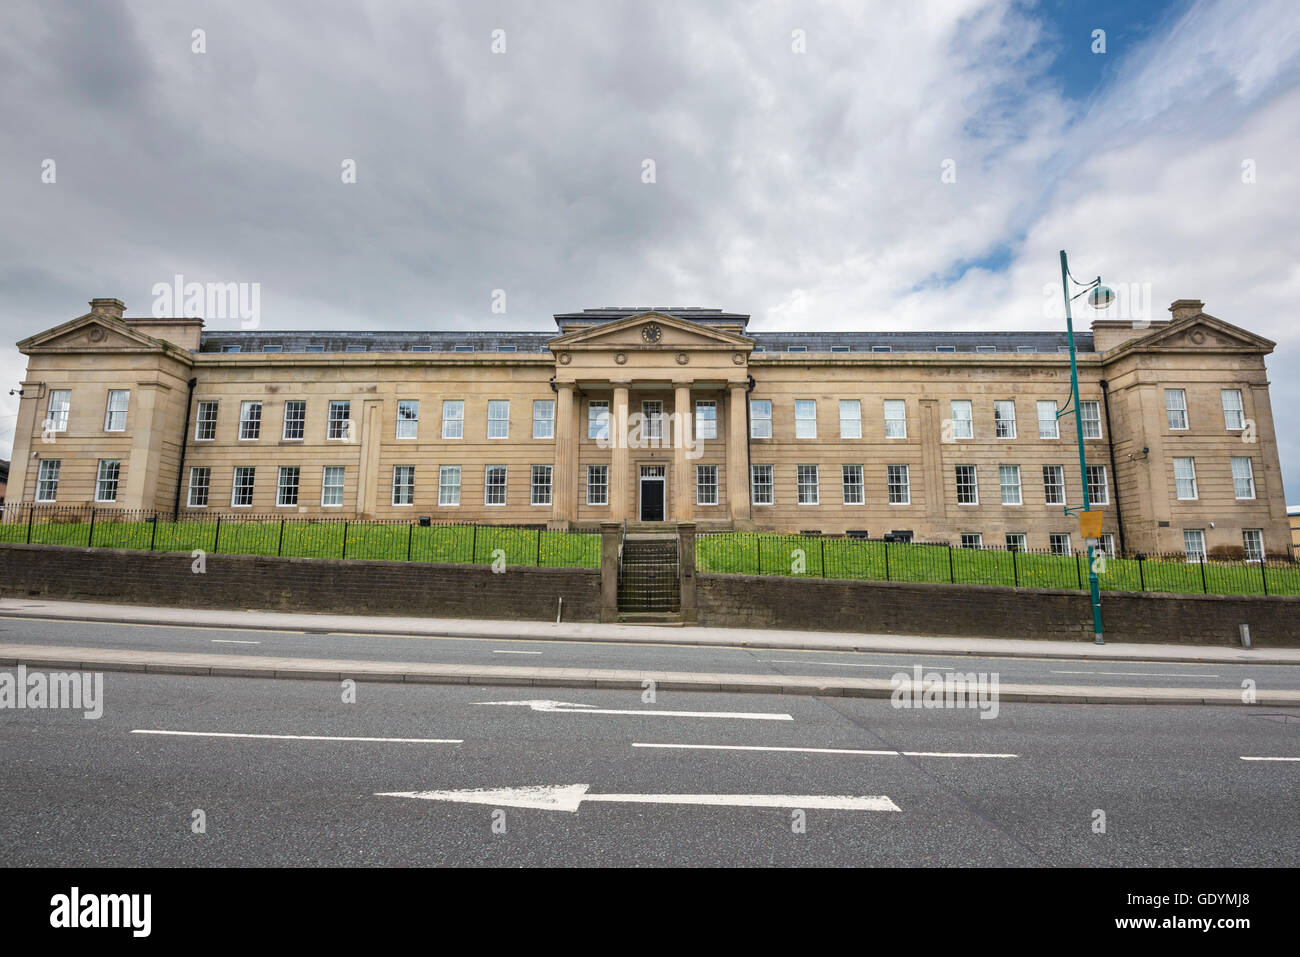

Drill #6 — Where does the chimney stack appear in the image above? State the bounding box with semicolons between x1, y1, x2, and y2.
89;298;125;320
1168;299;1204;322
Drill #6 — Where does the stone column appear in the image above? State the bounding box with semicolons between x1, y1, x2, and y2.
550;383;576;529
726;382;752;523
6;380;42;505
677;521;697;623
673;381;692;523
610;381;631;522
599;520;621;622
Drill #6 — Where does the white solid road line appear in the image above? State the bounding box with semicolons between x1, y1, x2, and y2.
210;639;261;644
476;699;793;721
1240;756;1300;761
632;742;1018;758
760;659;953;670
131;730;462;744
377;783;901;813
1051;670;1219;678
492;650;543;655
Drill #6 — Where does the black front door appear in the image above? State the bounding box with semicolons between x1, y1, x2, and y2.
640;479;664;521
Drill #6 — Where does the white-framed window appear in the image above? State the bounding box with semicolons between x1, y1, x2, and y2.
750;399;772;439
441;400;464;439
999;465;1022;505
239;400;262;440
641;401;663;441
872;345;891;354
1086;464;1108;505
392;465;415;506
587;400;610;440
1037;400;1058;439
950;400;973;439
261;345;282;353
94;459;121;502
222;345;241;353
104;390;129;431
283;400;305;440
956;465;978;505
1165;389;1188;430
839;400;862;439
751;464;773;505
485;465;507;505
396;400;419;439
961;533;983;549
842;464;864;505
195;401;218;440
530;465;552;506
327;400;350;440
994;400;1016;439
1043;465;1065;506
976;345;996;354
321;466;344;507
1100;533;1116;558
1221;389;1245;431
1231;456;1256;500
277;466;300;507
1080;400;1102;440
1174;457;1198;500
696;465;719;506
1005;532;1026;550
231;466;255;507
36;459;61;502
45;390;70;433
795;400;817;439
1183;529;1206;563
532;399;555;439
187;466;210;507
797;464;819;505
695;401;717;440
884;399;907;438
887;464;910;505
1049;532;1071;557
488;400;510;439
438;466;461;506
586;465;608;506
1242;529;1264;562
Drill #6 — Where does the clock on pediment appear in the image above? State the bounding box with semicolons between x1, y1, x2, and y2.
641;322;663;344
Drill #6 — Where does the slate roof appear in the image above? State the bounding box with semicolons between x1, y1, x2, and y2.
196;307;1094;355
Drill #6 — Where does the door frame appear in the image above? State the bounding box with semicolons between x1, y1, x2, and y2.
638;464;667;521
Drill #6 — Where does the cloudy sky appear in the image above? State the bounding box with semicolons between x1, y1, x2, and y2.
2;0;1298;499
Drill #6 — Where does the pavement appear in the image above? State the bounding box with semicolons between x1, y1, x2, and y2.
2;597;1300;707
1;597;1295;665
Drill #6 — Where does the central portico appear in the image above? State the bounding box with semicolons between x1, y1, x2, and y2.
546;310;755;529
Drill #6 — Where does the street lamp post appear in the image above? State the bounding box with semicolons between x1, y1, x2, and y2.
1059;250;1112;645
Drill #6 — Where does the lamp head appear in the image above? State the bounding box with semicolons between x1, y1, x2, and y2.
1087;284;1116;309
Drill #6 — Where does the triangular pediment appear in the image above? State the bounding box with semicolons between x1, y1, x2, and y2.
18;313;169;354
548;311;752;350
1118;314;1274;355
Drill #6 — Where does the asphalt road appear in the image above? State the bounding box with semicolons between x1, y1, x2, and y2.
0;615;1297;691
1;669;1297;866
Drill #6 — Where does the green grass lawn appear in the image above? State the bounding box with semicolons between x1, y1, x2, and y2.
0;518;600;569
695;533;1300;597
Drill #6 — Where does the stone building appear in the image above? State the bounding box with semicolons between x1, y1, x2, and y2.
5;297;1291;559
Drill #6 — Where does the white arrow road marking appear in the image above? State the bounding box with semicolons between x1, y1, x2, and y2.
132;730;462;744
376;784;900;813
1240;756;1300;761
476;699;792;721
492;650;543;655
632;743;1018;758
211;639;261;644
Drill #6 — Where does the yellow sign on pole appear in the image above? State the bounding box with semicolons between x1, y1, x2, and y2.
1078;510;1103;539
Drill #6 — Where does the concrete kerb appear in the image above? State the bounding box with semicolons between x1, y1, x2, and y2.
1;600;1297;667
3;643;1300;707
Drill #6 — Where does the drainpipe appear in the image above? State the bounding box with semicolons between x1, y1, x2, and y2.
172;377;198;517
1099;379;1125;555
